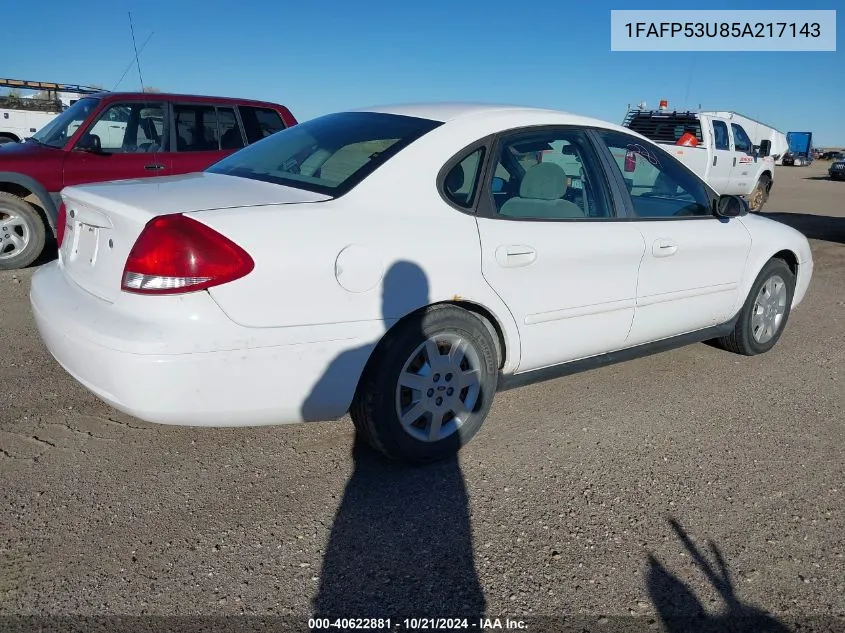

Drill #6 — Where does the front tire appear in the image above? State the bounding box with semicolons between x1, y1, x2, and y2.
748;175;770;212
0;192;46;271
716;258;795;356
351;305;499;464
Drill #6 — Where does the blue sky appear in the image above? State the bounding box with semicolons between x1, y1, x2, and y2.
3;0;843;144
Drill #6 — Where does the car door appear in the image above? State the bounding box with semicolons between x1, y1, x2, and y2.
62;100;173;187
170;103;245;175
594;128;752;346
708;118;735;193
474;126;646;373
729;123;757;194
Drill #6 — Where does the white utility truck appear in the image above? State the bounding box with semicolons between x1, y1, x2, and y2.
0;78;101;144
623;106;776;212
700;111;789;165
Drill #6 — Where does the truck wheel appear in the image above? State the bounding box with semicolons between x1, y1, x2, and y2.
0;135;19;145
0;192;46;271
748;175;771;212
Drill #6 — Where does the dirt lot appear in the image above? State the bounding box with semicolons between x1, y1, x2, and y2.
1;162;843;632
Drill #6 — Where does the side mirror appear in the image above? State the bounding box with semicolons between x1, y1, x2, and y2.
74;133;102;153
759;139;771;157
491;176;505;193
715;194;748;218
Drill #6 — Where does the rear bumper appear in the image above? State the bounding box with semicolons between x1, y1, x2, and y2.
29;262;380;427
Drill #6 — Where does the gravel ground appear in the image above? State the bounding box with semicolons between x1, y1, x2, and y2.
1;162;843;632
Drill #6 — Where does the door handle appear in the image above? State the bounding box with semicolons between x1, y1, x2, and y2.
652;239;678;257
495;245;537;268
713;156;717;166
144;164;165;171
733;157;737;166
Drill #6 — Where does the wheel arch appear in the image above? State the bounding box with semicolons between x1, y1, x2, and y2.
0;133;21;143
0;172;58;234
732;248;801;318
771;248;798;277
348;298;517;409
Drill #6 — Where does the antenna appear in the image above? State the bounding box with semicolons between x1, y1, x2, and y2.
682;58;695;111
128;11;145;92
112;31;154;91
125;12;163;172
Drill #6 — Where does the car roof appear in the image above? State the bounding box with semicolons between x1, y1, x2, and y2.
350;101;642;137
83;91;287;109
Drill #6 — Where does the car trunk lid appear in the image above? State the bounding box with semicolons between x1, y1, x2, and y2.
58;173;330;303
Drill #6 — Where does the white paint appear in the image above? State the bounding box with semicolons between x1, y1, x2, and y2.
334;245;385;293
31;102;814;429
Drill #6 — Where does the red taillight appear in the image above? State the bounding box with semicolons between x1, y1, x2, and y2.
56;202;67;248
121;214;254;295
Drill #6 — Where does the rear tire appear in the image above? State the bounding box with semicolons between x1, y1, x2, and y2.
715;258;795;356
351;305;499;464
0;192;46;271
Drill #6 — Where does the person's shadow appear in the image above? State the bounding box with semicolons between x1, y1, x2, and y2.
647;518;789;633
305;261;486;622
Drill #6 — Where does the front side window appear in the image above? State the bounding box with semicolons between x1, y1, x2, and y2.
488;128;613;219
80;102;166;153
598;129;712;218
29;97;100;148
731;124;752;153
206;112;442;196
712;120;730;150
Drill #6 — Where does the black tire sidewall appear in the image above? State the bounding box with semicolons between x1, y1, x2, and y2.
0;194;46;270
359;306;499;463
738;259;795;355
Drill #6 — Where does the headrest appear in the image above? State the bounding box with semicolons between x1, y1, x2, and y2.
520;162;567;200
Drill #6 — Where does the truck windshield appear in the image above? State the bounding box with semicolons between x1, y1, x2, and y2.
206;111;443;196
29;97;101;148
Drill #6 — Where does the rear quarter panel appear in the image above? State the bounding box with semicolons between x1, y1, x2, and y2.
190;118;529;373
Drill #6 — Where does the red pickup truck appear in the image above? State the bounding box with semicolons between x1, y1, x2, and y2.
0;91;297;270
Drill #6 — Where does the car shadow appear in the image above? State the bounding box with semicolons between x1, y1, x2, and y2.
759;212;845;245
305;261;486;623
647;518;789;632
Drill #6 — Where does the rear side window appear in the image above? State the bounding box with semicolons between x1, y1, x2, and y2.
712;121;730;150
207;111;442;196
218;107;245;149
239;106;286;144
174;105;219;151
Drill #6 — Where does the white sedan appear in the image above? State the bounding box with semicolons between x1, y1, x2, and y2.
30;103;814;463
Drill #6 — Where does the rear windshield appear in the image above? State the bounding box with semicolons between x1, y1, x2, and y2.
626;113;704;144
206;111;442;196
